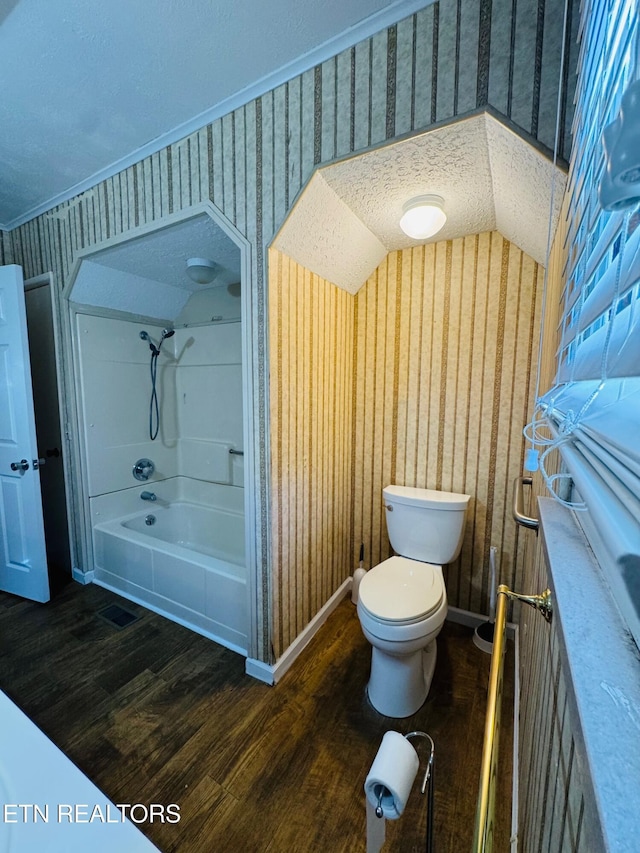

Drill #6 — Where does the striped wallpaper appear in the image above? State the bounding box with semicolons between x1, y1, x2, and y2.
517;527;605;851
6;0;576;662
268;250;354;657
510;0;637;840
269;234;543;654
352;235;544;614
0;232;11;265
514;0;625;841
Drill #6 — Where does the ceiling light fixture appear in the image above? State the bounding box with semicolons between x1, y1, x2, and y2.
186;257;218;284
399;194;447;240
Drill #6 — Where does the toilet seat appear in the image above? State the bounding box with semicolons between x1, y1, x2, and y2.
358;556;444;625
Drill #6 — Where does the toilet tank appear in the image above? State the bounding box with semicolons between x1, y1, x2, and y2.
383;485;470;565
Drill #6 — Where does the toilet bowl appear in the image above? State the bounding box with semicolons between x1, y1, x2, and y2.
357;485;470;718
357;556;447;717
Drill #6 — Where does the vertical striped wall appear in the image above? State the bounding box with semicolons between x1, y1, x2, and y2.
517;528;605;851
352;235;544;613
6;0;576;662
268;250;354;658
269;233;543;656
515;0;628;841
0;232;11;265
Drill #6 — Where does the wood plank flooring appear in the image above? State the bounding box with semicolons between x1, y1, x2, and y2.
0;581;513;852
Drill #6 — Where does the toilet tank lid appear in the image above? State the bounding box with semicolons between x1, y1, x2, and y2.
383;484;470;510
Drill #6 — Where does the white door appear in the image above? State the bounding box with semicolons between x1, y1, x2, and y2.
0;265;50;602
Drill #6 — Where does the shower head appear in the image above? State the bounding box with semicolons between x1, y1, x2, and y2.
140;328;173;356
139;329;160;355
155;327;175;355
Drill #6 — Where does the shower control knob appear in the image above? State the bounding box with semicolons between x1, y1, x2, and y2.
133;458;155;481
10;459;29;472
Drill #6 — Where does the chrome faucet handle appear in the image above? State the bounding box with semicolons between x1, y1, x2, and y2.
133;458;155;481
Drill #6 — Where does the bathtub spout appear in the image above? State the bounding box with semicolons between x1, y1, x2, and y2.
141;491;157;501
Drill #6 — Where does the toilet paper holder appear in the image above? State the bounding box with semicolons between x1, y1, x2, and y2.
370;731;435;853
373;730;435;817
406;731;435;796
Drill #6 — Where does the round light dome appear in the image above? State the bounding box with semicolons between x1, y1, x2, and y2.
186;257;218;284
399;195;447;240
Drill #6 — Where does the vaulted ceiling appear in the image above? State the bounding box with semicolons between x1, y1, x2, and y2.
274;114;566;291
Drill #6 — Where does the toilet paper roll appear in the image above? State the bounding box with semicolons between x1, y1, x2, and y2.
364;731;419;820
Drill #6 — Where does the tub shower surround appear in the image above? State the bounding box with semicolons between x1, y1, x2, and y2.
75;313;247;650
76;314;243;495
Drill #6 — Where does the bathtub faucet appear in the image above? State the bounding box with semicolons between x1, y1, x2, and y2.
140;491;157;501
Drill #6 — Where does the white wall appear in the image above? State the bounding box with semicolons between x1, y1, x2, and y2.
175;283;241;325
175;323;243;488
77;314;178;496
76;314;243;497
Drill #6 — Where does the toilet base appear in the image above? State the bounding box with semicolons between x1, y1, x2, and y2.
367;640;438;718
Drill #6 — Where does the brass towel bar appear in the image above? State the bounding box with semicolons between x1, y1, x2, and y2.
472;584;552;852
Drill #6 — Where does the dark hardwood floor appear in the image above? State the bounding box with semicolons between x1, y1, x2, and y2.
0;580;513;852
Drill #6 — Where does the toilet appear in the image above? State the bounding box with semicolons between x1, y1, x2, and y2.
357;484;470;718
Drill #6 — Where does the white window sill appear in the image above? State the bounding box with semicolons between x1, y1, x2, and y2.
538;498;640;853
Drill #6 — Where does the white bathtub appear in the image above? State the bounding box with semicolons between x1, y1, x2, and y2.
121;501;244;564
91;482;247;654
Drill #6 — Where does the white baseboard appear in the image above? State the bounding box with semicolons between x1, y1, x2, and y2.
447;605;517;640
72;567;95;585
244;658;275;685
446;605;486;629
245;577;353;685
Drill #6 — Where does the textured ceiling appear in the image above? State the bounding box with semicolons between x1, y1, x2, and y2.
322;115;495;250
70;113;565;315
273;173;388;294
86;215;241;289
71;213;241;320
274;114;566;292
0;0;427;229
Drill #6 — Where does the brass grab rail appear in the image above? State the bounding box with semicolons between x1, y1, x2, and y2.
472;584;552;852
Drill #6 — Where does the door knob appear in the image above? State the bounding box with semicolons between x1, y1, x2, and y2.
10;459;30;472
33;458;46;470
